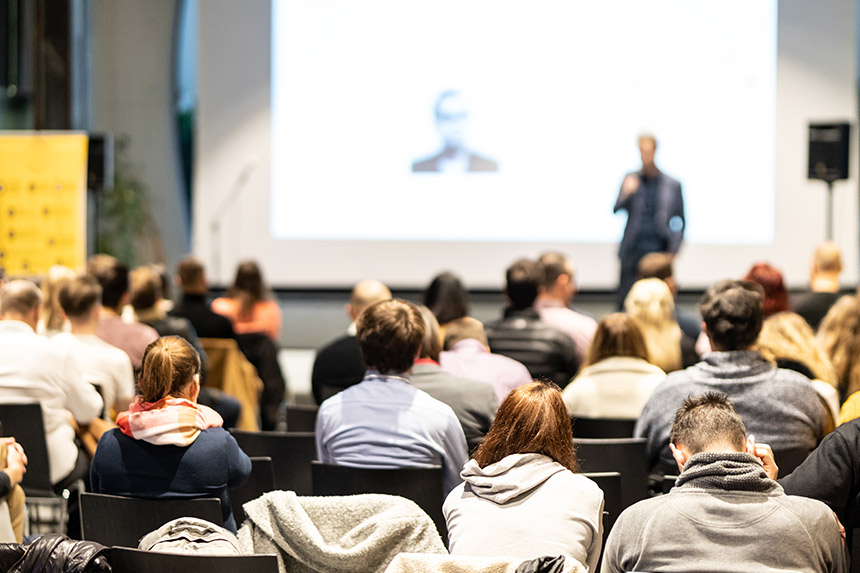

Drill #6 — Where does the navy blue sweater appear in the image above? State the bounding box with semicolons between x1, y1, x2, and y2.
90;427;251;532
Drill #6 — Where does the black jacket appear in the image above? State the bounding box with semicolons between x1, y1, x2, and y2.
311;335;365;405
0;535;110;573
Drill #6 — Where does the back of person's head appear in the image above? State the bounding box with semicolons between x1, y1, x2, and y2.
87;254;129;311
0;280;42;318
743;262;789;318
443;316;489;349
585;313;650;367
357;299;425;375
814;241;843;274
537;252;573;291
472;380;577;473
624;278;681;372
637;252;674;281
505;259;542;310
424;272;469;325
757;311;837;386
176;256;207;294
699;280;764;351
818;295;860;399
349;279;392;320
58;275;103;320
417;305;442;362
138;336;201;403
669;392;746;455
229;260;267;318
40;265;77;331
129;266;163;312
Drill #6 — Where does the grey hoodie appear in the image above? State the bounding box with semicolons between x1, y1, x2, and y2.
443;453;604;572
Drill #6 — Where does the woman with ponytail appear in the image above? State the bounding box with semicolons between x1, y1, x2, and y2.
90;336;251;531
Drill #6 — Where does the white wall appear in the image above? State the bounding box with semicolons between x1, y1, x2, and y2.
195;0;858;290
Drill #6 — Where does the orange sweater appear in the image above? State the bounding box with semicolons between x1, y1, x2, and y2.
211;297;282;341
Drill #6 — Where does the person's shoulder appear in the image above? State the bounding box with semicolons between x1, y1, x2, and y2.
778;491;843;526
316;334;358;356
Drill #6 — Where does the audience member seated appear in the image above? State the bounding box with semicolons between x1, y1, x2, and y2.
637;251;701;340
755;311;840;429
90;336;251;532
817;294;860;403
624;278;695;372
0;280;103;487
315;299;468;495
424;271;470;342
562;313;664;419
439;316;532;403
534;252;597;362
169;256;237;339
212;260;282;341
311;279;391;404
87;254;159;369
486;259;579;388
635;280;829;474
743;262;790;318
443;381;603;571
0;438;27;543
37;264;76;336
412;306;497;452
53;275;135;419
603;392;845;573
794;241;846;330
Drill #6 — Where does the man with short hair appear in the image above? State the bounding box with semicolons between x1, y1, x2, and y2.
0;280;103;487
311;279;391;404
603;392;846;573
635;280;829;473
87;254;158;369
637;251;700;340
485;259;579;388
534;251;597;361
439;316;532;403
52;275;135;417
794;241;847;330
170;256;237;340
315;299;468;495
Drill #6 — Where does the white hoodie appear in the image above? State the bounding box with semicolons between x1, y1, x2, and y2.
443;453;604;572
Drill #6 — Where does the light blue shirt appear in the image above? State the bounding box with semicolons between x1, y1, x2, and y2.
316;371;469;495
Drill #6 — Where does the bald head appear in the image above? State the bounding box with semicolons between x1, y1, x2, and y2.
348;279;392;321
0;280;42;329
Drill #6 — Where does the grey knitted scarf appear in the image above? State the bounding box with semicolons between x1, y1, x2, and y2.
675;452;778;493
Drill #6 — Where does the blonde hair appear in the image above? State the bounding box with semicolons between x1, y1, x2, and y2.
818;295;860;400
756;311;837;386
40;265;76;332
624;278;682;372
138;336;201;403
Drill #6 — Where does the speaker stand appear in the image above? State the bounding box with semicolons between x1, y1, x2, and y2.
826;180;834;241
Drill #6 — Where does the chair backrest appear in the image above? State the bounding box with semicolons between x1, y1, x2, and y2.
229;430;316;496
229;456;275;527
773;445;811;479
574;437;649;510
80;492;222;548
572;416;637;439
0;402;54;495
578;471;622;536
311;461;446;542
110;547;278;573
285;404;319;432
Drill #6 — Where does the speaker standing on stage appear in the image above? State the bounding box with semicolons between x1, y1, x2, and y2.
613;135;685;308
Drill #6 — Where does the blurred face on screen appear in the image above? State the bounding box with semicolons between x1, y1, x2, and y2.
436;93;469;151
639;137;657;171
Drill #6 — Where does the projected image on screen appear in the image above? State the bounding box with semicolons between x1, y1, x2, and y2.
271;0;776;245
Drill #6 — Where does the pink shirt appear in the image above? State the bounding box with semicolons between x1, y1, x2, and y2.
440;339;533;403
534;299;597;360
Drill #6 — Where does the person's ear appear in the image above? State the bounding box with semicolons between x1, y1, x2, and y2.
670;443;690;472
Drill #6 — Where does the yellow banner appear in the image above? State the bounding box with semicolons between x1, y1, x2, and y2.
0;132;88;276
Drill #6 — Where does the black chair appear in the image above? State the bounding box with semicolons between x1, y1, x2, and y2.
851;527;860;573
311;461;446;542
237;333;287;431
579;471;622;537
572;416;637;439
575;437;649;511
285;404;319;432
230;430;316;496
110;547;278;573
229;456;275;527
0;402;79;535
79;492;222;548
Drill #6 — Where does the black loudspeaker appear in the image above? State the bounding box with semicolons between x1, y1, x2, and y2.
87;132;114;191
808;123;850;182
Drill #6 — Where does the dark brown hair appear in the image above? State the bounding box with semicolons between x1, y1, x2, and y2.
424;272;469;325
357;299;425;374
177;256;206;292
537;252;571;290
58;275;102;318
585;313;649;367
637;252;674;281
129;266;162;311
138;336;201;403
505;259;543;310
87;254;128;311
227;260;268;319
699;279;764;350
472;380;577;473
669;392;746;454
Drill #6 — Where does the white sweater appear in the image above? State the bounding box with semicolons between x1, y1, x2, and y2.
562;357;665;419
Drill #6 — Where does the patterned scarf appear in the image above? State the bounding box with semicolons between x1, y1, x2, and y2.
675;452;779;493
116;397;223;446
